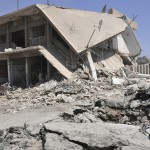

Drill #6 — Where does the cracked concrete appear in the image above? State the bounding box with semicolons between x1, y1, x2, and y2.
0;69;150;149
0;121;150;150
43;121;150;150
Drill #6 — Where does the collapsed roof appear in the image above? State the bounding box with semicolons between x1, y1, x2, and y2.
0;4;138;54
109;8;138;31
0;4;142;80
37;4;128;54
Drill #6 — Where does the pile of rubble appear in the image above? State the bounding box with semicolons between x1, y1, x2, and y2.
0;68;150;128
0;67;150;150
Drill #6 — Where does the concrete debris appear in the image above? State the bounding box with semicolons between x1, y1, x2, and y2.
0;121;150;150
138;80;146;90
112;77;125;85
0;68;150;149
0;69;149;126
4;48;13;52
0;126;42;150
130;100;141;108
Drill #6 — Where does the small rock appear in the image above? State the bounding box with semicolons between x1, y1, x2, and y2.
146;128;150;135
85;113;96;122
138;80;146;90
141;116;148;123
130;100;141;109
125;84;138;96
44;80;57;92
26;124;41;136
74;114;90;123
62;95;74;103
119;115;129;124
84;67;90;75
112;77;125;85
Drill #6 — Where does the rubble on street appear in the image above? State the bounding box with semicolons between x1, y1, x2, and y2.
0;68;150;127
0;68;150;150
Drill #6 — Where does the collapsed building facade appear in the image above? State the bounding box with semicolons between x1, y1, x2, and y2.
0;4;142;87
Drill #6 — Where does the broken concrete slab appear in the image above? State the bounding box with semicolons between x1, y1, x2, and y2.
44;121;150;149
39;46;72;79
109;8;138;30
37;4;128;53
112;77;125;85
45;133;83;150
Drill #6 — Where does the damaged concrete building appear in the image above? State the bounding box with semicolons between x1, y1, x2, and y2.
0;4;142;87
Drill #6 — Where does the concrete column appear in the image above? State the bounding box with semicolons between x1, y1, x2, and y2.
141;65;144;74
143;64;146;74
7;58;11;85
138;65;140;73
46;20;50;47
25;57;29;87
137;65;139;73
86;50;97;81
146;64;149;74
47;61;51;81
139;65;142;73
24;16;28;47
135;65;138;73
10;60;13;85
6;23;10;48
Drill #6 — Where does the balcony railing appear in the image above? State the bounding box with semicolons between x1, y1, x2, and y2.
125;64;150;75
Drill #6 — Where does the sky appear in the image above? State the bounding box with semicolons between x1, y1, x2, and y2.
0;0;149;57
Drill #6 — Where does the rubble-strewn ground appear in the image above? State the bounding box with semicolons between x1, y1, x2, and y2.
0;69;150;149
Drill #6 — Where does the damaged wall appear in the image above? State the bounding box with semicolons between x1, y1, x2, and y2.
112;27;141;58
113;34;130;55
91;40;124;70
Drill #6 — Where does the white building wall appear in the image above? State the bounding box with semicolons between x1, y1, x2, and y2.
113;34;130;55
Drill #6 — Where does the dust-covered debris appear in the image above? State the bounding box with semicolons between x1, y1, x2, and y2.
0;121;150;150
0;68;150;149
0;68;150;127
